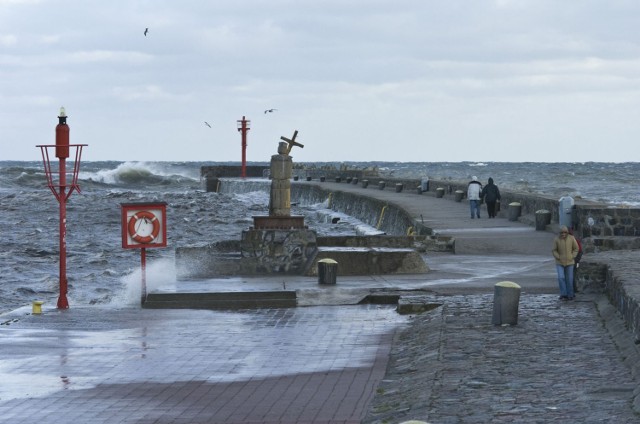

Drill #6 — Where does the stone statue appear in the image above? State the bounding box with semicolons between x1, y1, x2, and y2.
269;131;304;217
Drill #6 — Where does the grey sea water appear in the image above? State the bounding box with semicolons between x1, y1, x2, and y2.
1;160;638;314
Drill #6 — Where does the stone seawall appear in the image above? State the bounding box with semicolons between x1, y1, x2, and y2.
292;185;416;236
578;251;640;344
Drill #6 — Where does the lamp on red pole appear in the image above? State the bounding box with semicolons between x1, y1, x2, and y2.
37;107;87;309
236;116;250;178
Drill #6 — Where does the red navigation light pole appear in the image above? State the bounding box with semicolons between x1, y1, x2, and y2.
37;107;87;309
236;116;250;178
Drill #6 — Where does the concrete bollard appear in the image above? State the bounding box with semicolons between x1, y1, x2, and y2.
317;259;338;285
293;175;299;181
421;177;429;192
416;186;422;194
379;181;386;190
508;202;522;221
492;281;521;325
352;177;359;185
335;177;341;183
535;209;551;231
320;176;325;182
362;179;369;188
454;190;464;202
436;187;445;198
395;183;403;193
346;177;353;184
306;176;312;181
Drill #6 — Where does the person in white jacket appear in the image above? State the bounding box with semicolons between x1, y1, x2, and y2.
467;176;483;219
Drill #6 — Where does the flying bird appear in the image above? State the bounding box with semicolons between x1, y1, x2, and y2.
264;108;277;114
144;28;149;36
204;121;212;128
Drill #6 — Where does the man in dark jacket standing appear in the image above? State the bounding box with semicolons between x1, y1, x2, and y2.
481;177;501;218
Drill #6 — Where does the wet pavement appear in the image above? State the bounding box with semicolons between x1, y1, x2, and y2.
0;304;406;424
1;181;639;423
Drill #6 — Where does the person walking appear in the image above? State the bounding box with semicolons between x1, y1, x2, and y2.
467;176;483;219
552;225;580;300
481;177;501;218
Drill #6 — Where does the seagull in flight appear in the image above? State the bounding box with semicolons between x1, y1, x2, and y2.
264;108;277;114
204;121;212;128
144;28;149;36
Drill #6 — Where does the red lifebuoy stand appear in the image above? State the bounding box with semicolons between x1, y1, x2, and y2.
121;202;167;305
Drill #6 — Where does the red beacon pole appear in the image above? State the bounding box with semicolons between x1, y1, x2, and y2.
236;116;250;178
37;107;87;309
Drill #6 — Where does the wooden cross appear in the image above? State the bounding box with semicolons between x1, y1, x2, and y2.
280;130;304;154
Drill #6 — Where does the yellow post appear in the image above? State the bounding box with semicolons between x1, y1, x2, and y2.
32;301;44;314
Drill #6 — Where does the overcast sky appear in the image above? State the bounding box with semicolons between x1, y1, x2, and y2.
1;0;640;163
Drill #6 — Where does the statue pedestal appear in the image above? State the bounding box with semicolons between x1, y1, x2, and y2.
252;215;306;230
241;227;317;274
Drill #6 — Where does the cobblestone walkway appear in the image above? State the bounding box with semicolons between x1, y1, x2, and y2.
364;294;640;424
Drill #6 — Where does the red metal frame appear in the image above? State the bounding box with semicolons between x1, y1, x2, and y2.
38;144;86;201
36;143;87;309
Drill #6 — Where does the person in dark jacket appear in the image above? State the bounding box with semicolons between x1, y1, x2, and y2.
481;177;501;218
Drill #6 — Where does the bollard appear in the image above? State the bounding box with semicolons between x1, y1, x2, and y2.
395;183;403;193
306;176;312;181
317;259;338;285
335;177;341;183
436;187;445;198
352;177;359;185
559;196;575;229
320;176;325;182
416;185;422;194
362;179;369;188
32;301;44;314
293;175;299;181
535;209;551;231
379;181;386;190
492;281;521;325
508;202;522;221
454;190;464;202
346;177;352;184
421;177;429;192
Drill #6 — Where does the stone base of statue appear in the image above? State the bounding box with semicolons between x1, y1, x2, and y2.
240;227;317;274
252;215;306;230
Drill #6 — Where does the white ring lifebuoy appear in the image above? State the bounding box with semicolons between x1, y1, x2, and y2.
128;211;160;244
